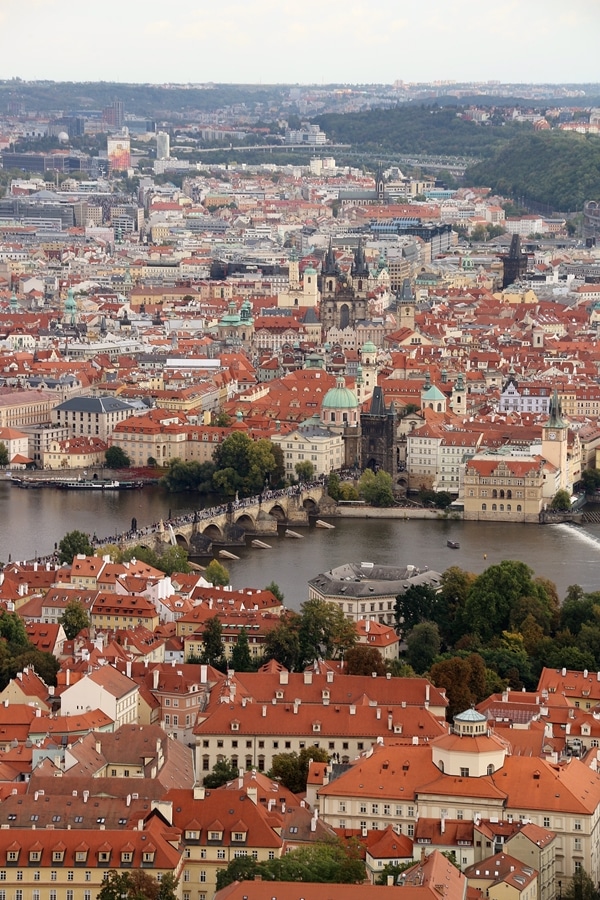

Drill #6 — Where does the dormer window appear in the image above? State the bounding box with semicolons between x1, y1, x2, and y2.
231;721;240;732
312;722;321;733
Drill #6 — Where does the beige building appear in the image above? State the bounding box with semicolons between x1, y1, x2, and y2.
271;415;345;478
463;454;547;523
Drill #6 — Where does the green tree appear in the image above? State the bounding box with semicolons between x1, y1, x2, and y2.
437;566;476;647
216;857;259;891
59;600;90;640
338;482;359;501
406;621;441;674
358;469;395;506
121;545;160;568
376;861;415;884
562;867;600;900
10;649;59;687
551;488;572;511
58;530;93;564
263;613;301;671
429;653;489;720
97;869;178;900
463;560;551;644
160;459;216;493
298;597;357;667
104;446;131;468
231;627;253;672
203;758;239;788
581;469;600;493
344;645;386;676
295;460;315;482
265;581;285;603
0;611;29;651
0;443;8;466
156;545;191;576
269;746;329;794
205;559;230;586
327;472;341;500
266;840;365;883
394;583;440;636
201;616;226;669
213;433;282;498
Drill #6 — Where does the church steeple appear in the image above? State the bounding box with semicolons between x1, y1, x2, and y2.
322;240;339;277
351;239;369;278
546;389;567;430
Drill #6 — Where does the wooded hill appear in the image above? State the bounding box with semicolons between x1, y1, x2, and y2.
313;106;525;158
465;131;600;212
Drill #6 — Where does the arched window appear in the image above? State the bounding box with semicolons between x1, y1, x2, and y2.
507;504;511;511
438;760;445;773
517;504;522;512
492;504;497;511
507;490;512;499
492;489;498;498
500;504;504;511
487;764;495;775
500;489;505;499
481;503;487;511
437;403;442;412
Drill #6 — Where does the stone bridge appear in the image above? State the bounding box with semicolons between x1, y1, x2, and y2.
118;484;333;557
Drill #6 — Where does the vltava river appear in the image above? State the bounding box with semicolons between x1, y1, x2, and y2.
1;480;599;609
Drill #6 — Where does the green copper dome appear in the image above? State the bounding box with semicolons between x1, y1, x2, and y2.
322;376;359;410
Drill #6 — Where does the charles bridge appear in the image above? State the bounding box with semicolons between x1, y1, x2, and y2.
114;483;334;557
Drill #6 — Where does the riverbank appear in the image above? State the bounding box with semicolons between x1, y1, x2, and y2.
335;505;443;520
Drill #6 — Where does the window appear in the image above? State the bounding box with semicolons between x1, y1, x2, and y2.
543;817;550;828
575;819;582;831
217;850;225;860
407;824;414;837
460;768;470;778
574;838;582;852
67;872;74;882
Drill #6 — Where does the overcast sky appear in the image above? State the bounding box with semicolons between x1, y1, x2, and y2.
1;0;598;86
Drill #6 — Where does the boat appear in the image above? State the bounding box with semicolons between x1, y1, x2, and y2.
251;539;272;549
219;550;240;560
284;529;303;539
12;477;145;490
315;519;335;529
447;540;460;549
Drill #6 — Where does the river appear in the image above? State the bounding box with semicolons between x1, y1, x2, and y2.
2;479;600;610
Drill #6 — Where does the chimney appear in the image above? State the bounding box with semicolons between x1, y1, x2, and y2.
279;670;289;685
126;660;132;678
153;668;159;690
425;682;430;702
326;670;334;683
193;786;205;800
246;787;258;804
388;713;393;731
83;791;89;803
304;671;313;685
95;740;102;755
293;701;299;715
262;705;267;717
200;664;208;683
126;794;131;807
349;705;356;715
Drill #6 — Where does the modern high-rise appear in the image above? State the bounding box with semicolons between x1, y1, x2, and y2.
156;131;170;160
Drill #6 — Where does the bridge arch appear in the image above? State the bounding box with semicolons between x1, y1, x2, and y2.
267;503;287;522
234;512;256;531
172;532;190;549
202;523;224;541
302;497;319;514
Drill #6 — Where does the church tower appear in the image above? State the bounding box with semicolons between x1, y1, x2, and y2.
542;389;569;489
397;278;416;330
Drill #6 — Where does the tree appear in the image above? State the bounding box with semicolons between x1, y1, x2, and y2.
59;600;89;640
358;469;395;506
203;758;239;788
406;621;441;674
0;611;29;651
0;443;8;467
201;616;225;669
213;433;282;498
463;560;552;644
160;459;216;493
58;530;93;564
269;746;329;794
344;645;386;676
263;613;301;671
298;597;357;667
394;583;440;636
551;488;572;511
97;869;178;900
295;460;315;482
265;581;285;603
156;545;191;576
437;566;476;647
562;867;600;900
205;559;230;586
231;627;253;672
104;446;131;468
429;654;489;719
216;857;260;891
327;472;341;501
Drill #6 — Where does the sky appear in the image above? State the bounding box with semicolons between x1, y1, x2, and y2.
0;0;599;86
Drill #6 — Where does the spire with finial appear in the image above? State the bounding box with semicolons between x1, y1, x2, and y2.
546;389;567;429
322;239;339;277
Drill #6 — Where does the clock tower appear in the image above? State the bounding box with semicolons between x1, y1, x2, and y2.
542;390;569;490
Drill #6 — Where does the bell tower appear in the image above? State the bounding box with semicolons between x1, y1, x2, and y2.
542;389;569;489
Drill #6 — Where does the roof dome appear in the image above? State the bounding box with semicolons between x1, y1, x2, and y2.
322;376;359;410
454;708;487;724
304;265;317;275
361;340;377;354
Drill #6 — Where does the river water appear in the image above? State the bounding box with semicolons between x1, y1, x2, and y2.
2;479;600;610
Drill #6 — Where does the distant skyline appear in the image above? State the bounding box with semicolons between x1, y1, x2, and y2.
0;0;599;87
